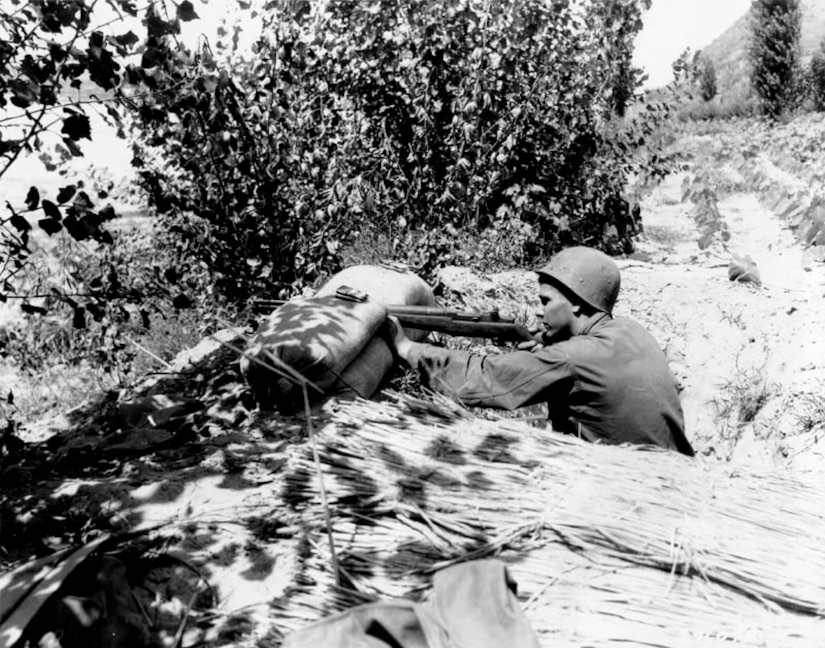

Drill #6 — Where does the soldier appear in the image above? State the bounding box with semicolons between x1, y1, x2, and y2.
387;246;695;456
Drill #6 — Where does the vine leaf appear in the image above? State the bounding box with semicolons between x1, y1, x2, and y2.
10;215;31;232
177;1;199;21
113;30;139;48
57;185;77;204
25;187;40;210
62;114;92;141
42;200;62;220
39;218;63;235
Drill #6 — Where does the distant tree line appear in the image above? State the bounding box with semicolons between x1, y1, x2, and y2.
675;0;825;119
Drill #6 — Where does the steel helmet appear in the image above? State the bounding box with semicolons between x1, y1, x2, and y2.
536;246;621;314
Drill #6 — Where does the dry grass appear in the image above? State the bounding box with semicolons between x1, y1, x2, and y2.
267;394;825;645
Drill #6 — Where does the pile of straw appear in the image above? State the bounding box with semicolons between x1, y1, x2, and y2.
272;394;825;646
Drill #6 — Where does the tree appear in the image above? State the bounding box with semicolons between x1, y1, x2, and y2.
129;0;675;302
671;47;700;89
808;38;825;111
0;1;201;304
748;0;801;118
0;1;205;383
591;0;652;117
699;58;718;102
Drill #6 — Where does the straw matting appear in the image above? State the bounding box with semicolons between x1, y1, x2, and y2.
272;394;825;646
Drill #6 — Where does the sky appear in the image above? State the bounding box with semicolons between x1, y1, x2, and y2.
633;0;753;87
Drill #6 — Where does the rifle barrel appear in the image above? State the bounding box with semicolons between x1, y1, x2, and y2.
251;299;503;321
249;298;533;342
395;314;533;342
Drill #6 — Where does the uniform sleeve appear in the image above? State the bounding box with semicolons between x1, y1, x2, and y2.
405;342;575;411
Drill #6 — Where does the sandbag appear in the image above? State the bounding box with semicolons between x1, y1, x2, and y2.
316;264;435;341
241;294;388;412
330;334;396;401
320;265;436;400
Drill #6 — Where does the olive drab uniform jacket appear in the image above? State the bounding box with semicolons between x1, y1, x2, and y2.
406;313;695;456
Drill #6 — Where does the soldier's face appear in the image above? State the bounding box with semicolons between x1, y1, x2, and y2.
537;282;580;343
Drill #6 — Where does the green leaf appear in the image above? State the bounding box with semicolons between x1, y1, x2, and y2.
38;218;63;235
10;214;31;232
146;13;179;37
25;186;40;210
113;30;139;48
177;0;199;21
42;200;62;219
61;113;92;141
115;0;138;16
50;43;67;62
57;185;77;203
141;47;165;68
63;138;83;157
9;79;38;108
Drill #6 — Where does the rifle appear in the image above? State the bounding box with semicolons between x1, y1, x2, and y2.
249;297;539;343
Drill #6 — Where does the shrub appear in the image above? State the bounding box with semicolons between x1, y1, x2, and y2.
0;0;214;408
126;0;677;304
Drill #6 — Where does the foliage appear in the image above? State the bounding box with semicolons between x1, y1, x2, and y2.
681;170;731;250
748;0;802;119
699;59;718;102
671;49;717;104
807;38;825;111
674;97;757;122
1;0;144;296
594;0;651;118
2;221;210;381
672;48;699;87
0;1;214;392
128;0;676;304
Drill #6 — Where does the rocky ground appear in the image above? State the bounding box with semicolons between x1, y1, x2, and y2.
2;117;824;646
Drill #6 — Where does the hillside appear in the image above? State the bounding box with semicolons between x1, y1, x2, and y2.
700;0;825;103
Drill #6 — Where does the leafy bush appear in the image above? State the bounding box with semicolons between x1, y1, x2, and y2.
3;222;209;382
808;39;825;112
748;0;802;119
1;1;209;393
128;0;676;304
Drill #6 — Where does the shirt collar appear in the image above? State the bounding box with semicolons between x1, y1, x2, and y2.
576;311;612;336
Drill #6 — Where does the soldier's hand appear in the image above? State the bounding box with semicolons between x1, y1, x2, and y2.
517;325;545;351
385;315;413;362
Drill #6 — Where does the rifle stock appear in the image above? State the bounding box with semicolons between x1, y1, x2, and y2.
249;298;536;342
